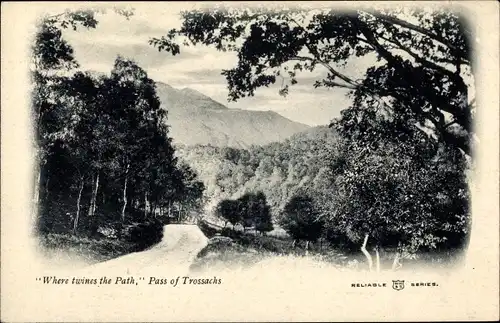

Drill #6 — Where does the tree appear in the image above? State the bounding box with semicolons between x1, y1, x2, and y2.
325;117;470;271
104;56;168;223
215;199;241;227
253;192;274;235
280;194;325;253
151;7;475;156
174;162;206;222
237;191;268;231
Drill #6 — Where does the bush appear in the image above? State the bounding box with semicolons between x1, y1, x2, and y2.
122;219;164;252
38;232;137;264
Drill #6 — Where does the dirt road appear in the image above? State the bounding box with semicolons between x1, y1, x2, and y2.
81;224;209;276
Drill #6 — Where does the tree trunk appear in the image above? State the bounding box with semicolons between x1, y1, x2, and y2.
361;234;373;271
374;246;381;272
88;172;99;233
305;240;310;256
93;173;99;215
392;252;402;271
144;191;148;218
292;240;296;248
44;175;50;200
121;163;130;223
32;168;41;225
87;174;95;218
72;178;84;234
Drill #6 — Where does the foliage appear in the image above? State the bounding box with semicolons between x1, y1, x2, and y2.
213;191;274;233
32;9;205;245
152;7;475;156
157;7;473;265
122;219;164;252
176;126;339;217
325;117;470;255
215;199;241;227
280;194;325;243
237;191;273;233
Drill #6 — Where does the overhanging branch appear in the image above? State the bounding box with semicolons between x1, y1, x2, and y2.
369;11;468;62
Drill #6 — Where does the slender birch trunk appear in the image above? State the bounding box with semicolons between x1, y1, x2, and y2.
374;247;381;272
87;174;94;218
44;175;50;200
121;163;130;223
305;240;310;256
88;172;100;218
392;243;403;271
32;167;41;226
392;252;401;271
73;178;84;234
361;234;373;271
93;173;99;215
144;191;148;218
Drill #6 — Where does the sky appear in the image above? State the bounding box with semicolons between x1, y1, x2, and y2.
62;4;371;126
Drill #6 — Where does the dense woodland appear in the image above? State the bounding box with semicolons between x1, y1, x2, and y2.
178;122;469;260
175;126;339;217
32;10;204;250
33;7;474;270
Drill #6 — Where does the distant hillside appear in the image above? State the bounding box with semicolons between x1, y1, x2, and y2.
156;82;310;148
176;125;340;215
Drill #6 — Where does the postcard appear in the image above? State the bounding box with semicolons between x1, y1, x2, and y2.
1;1;499;321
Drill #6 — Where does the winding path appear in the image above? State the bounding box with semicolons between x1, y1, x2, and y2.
81;224;209;276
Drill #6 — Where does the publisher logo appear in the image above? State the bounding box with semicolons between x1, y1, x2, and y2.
392;280;405;291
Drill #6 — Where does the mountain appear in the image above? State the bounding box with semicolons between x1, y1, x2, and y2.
155;82;310;148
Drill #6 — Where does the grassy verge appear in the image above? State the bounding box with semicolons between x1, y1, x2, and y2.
38;233;138;265
192;221;350;272
38;220;164;266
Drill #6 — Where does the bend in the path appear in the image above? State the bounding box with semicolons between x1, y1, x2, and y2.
79;224;209;276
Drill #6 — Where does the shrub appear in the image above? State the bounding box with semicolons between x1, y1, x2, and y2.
123;219;164;252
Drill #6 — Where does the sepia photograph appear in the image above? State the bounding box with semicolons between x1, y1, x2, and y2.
1;1;499;321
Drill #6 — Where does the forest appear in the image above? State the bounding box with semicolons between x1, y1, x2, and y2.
32;7;474;270
178;122;470;265
32;10;205;256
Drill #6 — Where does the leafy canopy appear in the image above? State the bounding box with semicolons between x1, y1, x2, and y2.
151;6;475;156
280;194;325;242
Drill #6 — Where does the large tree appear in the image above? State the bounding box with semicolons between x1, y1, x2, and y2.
215;198;241;227
280;194;325;253
326;116;470;271
150;6;475;156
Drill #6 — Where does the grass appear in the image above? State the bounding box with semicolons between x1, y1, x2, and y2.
38;218;164;266
38;233;139;266
192;221;351;272
190;236;269;272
